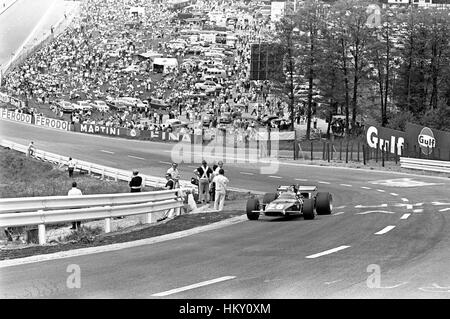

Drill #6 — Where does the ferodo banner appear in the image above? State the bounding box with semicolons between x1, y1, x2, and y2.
35;115;71;131
0;108;32;124
365;124;406;155
405;123;450;160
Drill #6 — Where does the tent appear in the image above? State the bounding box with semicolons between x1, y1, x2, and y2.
153;58;178;74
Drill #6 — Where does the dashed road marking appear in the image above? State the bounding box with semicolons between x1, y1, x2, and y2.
100;150;114;154
439;208;450;212
335;205;346;209
356;210;395;215
128;155;145;160
413;209;423;213
269;175;282;179
151;276;236;297
376;189;386;193
333;212;345;216
375;225;396;235
318;181;330;184
390;193;398;196
361;187;371;190
340;184;352;187
401;198;409;202
305;245;351;259
432;202;450;206
406;204;413;210
400;214;411;220
355;204;387;209
295;178;308;181
240;172;254;175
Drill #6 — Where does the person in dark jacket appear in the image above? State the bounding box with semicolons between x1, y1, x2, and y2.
129;170;142;192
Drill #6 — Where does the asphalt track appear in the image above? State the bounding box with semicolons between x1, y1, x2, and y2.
0;119;450;298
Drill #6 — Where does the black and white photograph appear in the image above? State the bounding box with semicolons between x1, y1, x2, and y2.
0;0;449;305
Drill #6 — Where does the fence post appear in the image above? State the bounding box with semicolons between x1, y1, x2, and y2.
357;143;360;162
345;141;349;163
339;141;342;161
395;144;398;165
363;144;366;165
382;144;385;167
331;143;334;160
322;141;326;160
104;217;111;233
38;215;46;245
350;143;353;161
311;141;313;161
88;164;92;175
375;142;379;163
327;143;330;162
101;168;105;180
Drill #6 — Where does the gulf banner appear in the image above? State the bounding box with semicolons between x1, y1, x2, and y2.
405;123;450;160
0;108;32;124
364;124;406;155
35;115;71;131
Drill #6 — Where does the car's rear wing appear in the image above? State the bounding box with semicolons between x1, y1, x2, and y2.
298;186;317;193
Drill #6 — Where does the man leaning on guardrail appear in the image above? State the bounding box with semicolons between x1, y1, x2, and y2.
68;182;82;230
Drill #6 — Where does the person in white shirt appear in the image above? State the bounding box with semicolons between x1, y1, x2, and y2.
68;182;82;229
166;162;181;188
67;157;76;178
212;169;229;211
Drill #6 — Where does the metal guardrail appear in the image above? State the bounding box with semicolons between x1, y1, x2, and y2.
400;157;450;174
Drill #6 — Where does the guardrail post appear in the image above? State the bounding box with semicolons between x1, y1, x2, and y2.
145;212;157;224
101;168;105;180
38;223;46;245
114;171;118;182
142;177;146;189
88;164;92;175
104;217;111;233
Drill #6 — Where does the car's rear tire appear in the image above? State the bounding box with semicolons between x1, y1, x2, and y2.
262;193;278;204
316;192;333;215
246;198;260;220
303;199;315;220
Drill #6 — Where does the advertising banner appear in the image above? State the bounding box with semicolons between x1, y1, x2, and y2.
75;123;122;136
0;108;32;124
365;124;406;155
0;92;9;103
34;115;71;131
405;123;450;160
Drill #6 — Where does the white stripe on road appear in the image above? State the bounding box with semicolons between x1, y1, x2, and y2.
401;198;409;202
390;193;398;196
305;245;351;259
439;208;450;212
375;225;396;235
240;172;254;175
128;155;145;160
340;184;352;187
335;205;346;209
406;204;413;210
361;186;371;190
318;181;330;184
295;178;308;181
400;214;411;220
100;150;114;154
377;189;385;193
151;276;236;297
269;175;282;179
333;212;345;216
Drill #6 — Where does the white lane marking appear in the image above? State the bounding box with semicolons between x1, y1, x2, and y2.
400;214;411;220
401;198;409;202
439;208;450;212
100;150;114;154
419;283;450;293
240;172;254;175
355;204;387;209
159;161;172;165
340;184;352;187
413;208;423;213
406;204;413;210
390;193;398;196
378;282;409;289
151;276;236;297
318;181;330;184
335;205;346;209
333;212;345;216
356;210;395;215
324;280;342;285
269;175;282;179
376;189;386;193
305;245;351;259
295;178;308;181
128;155;145;160
432;202;450;206
361;186;371;190
375;225;396;235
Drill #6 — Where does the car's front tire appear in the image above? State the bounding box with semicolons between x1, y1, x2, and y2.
303;199;315;220
316;192;333;215
246;198;260;220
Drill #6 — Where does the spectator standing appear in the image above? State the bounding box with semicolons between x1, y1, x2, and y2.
212;169;229;211
68;181;82;230
129;170;142;192
67;157;76;178
164;173;175;190
194;160;213;204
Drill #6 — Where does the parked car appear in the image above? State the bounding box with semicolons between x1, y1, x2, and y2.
73;100;93;111
195;80;222;93
56;100;75;112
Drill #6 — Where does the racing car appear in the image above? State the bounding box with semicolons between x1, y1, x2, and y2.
246;185;332;220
